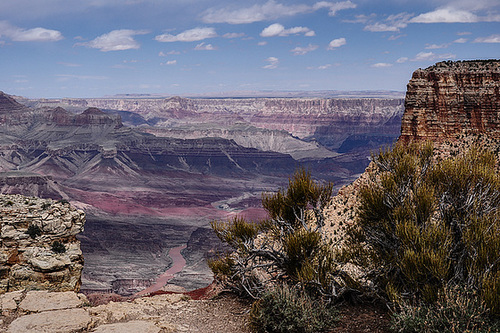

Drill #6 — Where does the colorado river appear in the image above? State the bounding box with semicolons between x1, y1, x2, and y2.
135;244;187;296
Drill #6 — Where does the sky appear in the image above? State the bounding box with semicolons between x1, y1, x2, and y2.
0;0;499;98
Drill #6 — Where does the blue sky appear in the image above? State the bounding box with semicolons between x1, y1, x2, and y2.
0;0;499;98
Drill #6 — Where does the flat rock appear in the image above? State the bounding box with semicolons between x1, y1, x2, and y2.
7;308;91;333
19;290;86;312
0;290;24;312
91;320;162;333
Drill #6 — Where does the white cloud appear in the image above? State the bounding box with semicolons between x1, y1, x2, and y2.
201;0;356;24
290;44;318;55
223;32;245;38
318;64;333;69
474;34;500;43
425;37;468;49
162;60;177;65
396;57;409;63
258;41;268;46
0;21;63;42
263;56;279;69
344;14;376;24
81;29;148;51
194;42;216;50
410;8;479;23
413;52;435;61
313;1;356;16
260;23;315;37
155;27;217;42
159;50;181;56
364;12;412;32
425;43;450;49
388;34;406;41
371;62;393;68
412;51;456;61
327;37;346;50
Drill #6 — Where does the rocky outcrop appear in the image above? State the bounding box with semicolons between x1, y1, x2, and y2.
400;60;500;141
0;172;66;200
0;194;85;292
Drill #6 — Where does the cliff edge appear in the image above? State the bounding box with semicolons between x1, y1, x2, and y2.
327;59;500;244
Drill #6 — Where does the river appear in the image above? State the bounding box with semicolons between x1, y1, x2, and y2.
134;244;187;296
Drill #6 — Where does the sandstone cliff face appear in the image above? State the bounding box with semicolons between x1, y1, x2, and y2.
400;60;500;141
0;194;85;292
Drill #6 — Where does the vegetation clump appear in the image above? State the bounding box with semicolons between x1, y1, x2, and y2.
391;286;500;333
249;284;338;333
51;241;66;253
209;169;339;299
210;169;340;332
342;141;500;328
26;224;42;239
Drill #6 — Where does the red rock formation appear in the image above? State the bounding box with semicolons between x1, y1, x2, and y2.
400;60;500;142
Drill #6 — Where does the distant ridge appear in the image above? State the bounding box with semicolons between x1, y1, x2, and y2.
104;90;405;99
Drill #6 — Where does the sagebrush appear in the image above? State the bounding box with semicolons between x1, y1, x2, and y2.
344;141;500;314
209;169;341;299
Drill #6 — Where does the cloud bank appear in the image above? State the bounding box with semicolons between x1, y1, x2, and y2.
202;0;356;24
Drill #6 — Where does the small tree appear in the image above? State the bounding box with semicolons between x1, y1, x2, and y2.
209;169;341;300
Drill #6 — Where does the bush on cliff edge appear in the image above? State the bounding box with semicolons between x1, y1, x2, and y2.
209;169;340;332
343;141;500;324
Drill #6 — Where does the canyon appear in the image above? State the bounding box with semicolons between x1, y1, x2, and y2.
1;59;497;333
0;91;404;295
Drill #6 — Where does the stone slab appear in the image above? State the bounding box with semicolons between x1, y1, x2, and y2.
7;308;91;333
19;291;85;312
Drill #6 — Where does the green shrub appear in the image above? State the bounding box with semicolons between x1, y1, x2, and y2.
51;241;66;253
249;284;338;333
26;225;42;239
344;142;500;313
209;169;339;299
391;286;500;333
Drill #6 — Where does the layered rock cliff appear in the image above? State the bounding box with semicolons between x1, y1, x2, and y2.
400;60;500;141
25;96;404;154
0;194;85;292
327;59;500;249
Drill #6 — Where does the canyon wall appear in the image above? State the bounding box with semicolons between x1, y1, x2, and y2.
0;194;85;292
28;96;404;152
400;60;500;141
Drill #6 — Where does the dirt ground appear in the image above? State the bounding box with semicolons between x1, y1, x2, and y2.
85;284;391;333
